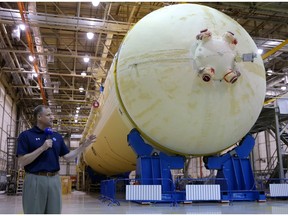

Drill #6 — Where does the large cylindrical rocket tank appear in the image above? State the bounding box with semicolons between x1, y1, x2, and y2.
82;4;266;176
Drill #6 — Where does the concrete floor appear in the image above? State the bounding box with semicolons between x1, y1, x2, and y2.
0;190;288;214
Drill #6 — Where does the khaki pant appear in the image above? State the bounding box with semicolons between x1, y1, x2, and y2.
22;173;62;214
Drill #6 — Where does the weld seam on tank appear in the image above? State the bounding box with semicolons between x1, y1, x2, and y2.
113;54;189;156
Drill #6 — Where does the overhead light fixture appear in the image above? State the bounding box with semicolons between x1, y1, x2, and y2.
75;114;79;117
81;71;87;77
267;68;273;76
266;41;281;46
76;110;79;114
76;107;81;110
74;119;78;123
32;71;38;78
281;86;286;91
28;55;35;62
31;69;38;78
79;87;84;92
11;26;20;41
92;1;100;7
19;24;25;31
83;56;90;63
87;32;94;40
257;49;263;55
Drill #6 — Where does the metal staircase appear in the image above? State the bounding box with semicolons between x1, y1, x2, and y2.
76;171;84;191
272;123;288;179
16;169;25;195
76;161;86;191
6;137;18;195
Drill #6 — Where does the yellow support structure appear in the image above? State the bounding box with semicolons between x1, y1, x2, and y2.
264;98;276;105
262;39;288;105
262;39;288;60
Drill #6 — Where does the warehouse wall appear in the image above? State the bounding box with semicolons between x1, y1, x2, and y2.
253;131;277;173
0;81;17;184
0;80;76;178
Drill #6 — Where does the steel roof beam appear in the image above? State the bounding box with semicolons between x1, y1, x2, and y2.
0;8;130;35
0;48;113;61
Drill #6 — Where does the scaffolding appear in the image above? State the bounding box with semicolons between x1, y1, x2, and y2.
251;100;288;182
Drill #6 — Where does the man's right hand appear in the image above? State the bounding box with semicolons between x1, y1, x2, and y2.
19;139;54;168
42;139;53;151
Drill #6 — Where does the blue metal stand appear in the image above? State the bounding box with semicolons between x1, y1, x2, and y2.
100;130;265;204
127;128;185;202
204;134;266;201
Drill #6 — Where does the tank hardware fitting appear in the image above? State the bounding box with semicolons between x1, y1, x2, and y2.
199;67;215;82
223;31;238;45
223;69;241;84
196;29;212;41
242;53;257;62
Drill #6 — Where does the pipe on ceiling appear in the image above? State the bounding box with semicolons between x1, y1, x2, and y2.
28;2;55;108
17;2;47;105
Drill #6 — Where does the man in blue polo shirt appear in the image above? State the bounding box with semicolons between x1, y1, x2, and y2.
16;105;96;214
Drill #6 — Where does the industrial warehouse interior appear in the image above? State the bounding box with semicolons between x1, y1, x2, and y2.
0;1;288;214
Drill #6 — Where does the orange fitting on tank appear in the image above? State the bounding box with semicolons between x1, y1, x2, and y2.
223;69;239;84
199;67;215;82
223;31;238;45
196;29;212;41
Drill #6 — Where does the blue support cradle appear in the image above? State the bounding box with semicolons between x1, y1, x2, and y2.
204;134;266;201
127;128;185;202
100;130;265;204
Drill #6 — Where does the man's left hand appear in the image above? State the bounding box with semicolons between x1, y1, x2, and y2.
81;134;97;148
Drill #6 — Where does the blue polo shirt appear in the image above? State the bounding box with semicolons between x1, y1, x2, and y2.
16;126;70;173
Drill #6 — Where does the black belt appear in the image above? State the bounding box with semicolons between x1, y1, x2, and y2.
31;172;58;176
